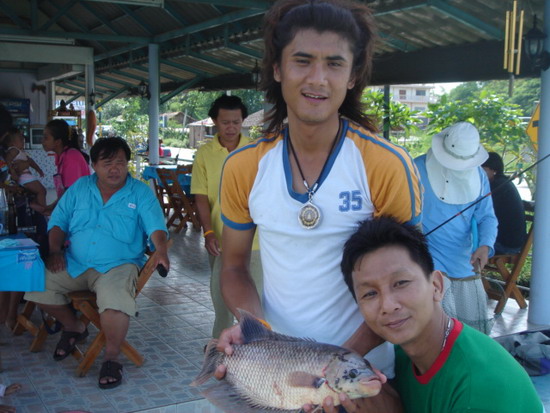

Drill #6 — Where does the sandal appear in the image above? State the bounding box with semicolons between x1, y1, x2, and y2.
53;328;89;361
98;360;123;389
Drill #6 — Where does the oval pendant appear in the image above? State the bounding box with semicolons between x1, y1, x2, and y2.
299;202;321;229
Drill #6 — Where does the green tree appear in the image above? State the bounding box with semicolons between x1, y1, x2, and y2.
362;89;422;137
448;79;540;117
424;93;536;193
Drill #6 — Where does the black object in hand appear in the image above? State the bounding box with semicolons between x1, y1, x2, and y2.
156;264;168;277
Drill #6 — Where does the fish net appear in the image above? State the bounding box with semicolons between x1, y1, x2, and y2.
442;273;495;335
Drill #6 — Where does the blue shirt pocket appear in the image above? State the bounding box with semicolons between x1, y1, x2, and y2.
103;207;139;244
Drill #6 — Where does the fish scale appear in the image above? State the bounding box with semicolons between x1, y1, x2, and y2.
225;341;339;408
192;310;382;412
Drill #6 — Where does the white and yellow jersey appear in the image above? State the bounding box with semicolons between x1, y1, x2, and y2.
221;118;422;355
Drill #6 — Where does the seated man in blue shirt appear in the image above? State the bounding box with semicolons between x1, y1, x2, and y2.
25;137;169;390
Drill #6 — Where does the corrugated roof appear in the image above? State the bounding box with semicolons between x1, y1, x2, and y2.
0;0;544;105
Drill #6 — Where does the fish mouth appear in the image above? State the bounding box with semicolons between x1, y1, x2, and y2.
359;376;383;396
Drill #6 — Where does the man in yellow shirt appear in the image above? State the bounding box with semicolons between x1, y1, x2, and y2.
190;94;263;338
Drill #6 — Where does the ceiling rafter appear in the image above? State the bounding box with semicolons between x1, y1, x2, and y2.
427;0;502;39
0;2;30;29
119;4;155;34
40;0;79;31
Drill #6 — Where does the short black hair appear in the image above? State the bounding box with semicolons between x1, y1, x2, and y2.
341;217;434;300
208;94;248;120
482;152;505;176
90;137;131;164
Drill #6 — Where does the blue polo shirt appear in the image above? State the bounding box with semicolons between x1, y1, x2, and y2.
48;174;167;278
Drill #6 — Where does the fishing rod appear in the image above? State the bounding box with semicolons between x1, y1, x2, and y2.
425;152;550;236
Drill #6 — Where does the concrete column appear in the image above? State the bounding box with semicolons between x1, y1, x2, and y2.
528;0;550;326
148;43;160;165
85;63;95;145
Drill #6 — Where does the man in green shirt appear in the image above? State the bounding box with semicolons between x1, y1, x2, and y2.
190;94;263;338
309;216;543;412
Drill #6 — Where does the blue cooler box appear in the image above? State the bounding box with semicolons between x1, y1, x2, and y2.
0;236;45;292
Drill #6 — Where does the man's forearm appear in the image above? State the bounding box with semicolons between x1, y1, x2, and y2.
48;226;66;253
150;230;168;252
221;267;263;321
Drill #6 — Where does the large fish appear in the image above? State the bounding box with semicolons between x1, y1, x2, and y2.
191;310;382;412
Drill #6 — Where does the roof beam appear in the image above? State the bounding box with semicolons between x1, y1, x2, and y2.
96;86;130;108
0;42;93;64
153;8;267;43
96;74;135;88
160;77;202;104
188;51;248;73
0;26;151;44
160;58;203;75
81;2;122;35
110;69;148;83
225;42;262;59
40;0;79;31
119;4;155;33
168;0;269;9
131;63;183;81
0;2;30;29
428;0;502;39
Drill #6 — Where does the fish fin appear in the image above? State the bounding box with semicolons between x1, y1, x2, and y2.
287;371;326;388
190;339;222;386
238;308;316;344
202;382;296;413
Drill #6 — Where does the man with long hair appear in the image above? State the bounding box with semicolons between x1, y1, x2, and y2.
217;1;422;408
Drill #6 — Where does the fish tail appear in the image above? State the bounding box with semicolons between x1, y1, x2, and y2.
191;339;223;386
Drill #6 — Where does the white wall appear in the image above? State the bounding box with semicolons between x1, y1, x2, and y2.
0;72;49;125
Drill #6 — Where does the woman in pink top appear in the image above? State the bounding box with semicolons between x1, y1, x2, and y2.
42;119;90;200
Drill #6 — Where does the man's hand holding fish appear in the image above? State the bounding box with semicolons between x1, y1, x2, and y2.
193;310;385;412
302;379;404;413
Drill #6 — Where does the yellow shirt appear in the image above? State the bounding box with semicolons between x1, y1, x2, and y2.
191;133;259;250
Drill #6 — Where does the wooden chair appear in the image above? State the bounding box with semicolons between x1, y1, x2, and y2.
152;177;171;217
157;167;200;232
483;200;535;314
68;240;173;377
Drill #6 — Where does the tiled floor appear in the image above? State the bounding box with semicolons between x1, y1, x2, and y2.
1;227;549;412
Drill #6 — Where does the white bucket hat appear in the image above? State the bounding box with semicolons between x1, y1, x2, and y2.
431;122;488;171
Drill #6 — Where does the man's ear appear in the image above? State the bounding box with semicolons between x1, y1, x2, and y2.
432;270;445;302
273;64;281;83
347;74;356;90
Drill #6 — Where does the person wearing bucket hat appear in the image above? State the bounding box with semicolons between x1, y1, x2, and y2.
414;121;498;334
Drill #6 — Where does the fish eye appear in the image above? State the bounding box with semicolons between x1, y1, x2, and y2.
348;369;358;379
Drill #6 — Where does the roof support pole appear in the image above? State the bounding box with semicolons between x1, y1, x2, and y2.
85;63;95;144
148;43;160;165
528;0;550;327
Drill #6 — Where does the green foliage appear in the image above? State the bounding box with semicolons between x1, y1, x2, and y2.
362;89;423;137
249;125;263;140
162;128;188;148
423;92;537;193
448;79;540;117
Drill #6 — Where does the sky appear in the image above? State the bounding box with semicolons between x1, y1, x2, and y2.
433;82;462;96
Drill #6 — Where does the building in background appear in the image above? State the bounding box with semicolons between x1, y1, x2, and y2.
371;84;437;112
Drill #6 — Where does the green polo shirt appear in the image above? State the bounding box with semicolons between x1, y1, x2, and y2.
191;133;259;250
